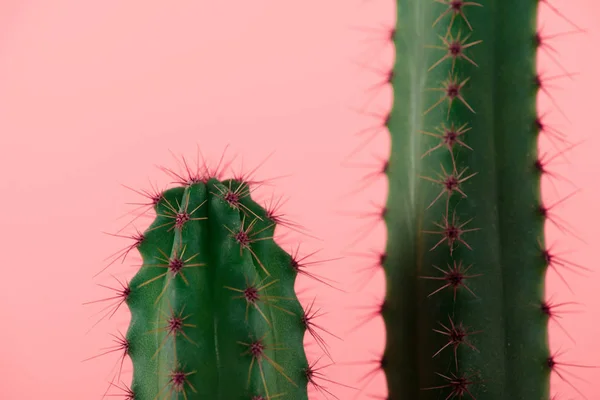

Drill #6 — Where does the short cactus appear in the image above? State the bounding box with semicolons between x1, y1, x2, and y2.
91;159;319;400
350;0;585;399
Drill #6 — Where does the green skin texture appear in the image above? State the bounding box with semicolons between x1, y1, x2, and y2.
382;1;549;399
125;178;309;399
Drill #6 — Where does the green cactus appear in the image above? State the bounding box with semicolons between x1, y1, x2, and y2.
356;0;580;399
98;168;315;399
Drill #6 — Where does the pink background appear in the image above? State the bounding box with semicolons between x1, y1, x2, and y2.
0;1;599;398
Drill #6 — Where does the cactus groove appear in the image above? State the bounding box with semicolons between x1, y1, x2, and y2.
380;0;554;399
124;177;310;399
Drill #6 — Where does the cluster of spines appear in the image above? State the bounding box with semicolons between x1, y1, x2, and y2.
416;1;484;397
345;0;590;399
85;151;341;399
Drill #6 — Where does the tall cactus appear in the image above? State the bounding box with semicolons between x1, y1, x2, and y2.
361;1;580;399
92;161;319;400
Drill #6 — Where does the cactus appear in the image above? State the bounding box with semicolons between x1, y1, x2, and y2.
351;1;583;399
90;158;321;400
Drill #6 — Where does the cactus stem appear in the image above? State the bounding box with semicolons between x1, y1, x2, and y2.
360;0;586;397
95;151;312;399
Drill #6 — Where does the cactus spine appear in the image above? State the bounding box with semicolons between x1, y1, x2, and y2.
376;1;564;398
116;171;311;399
